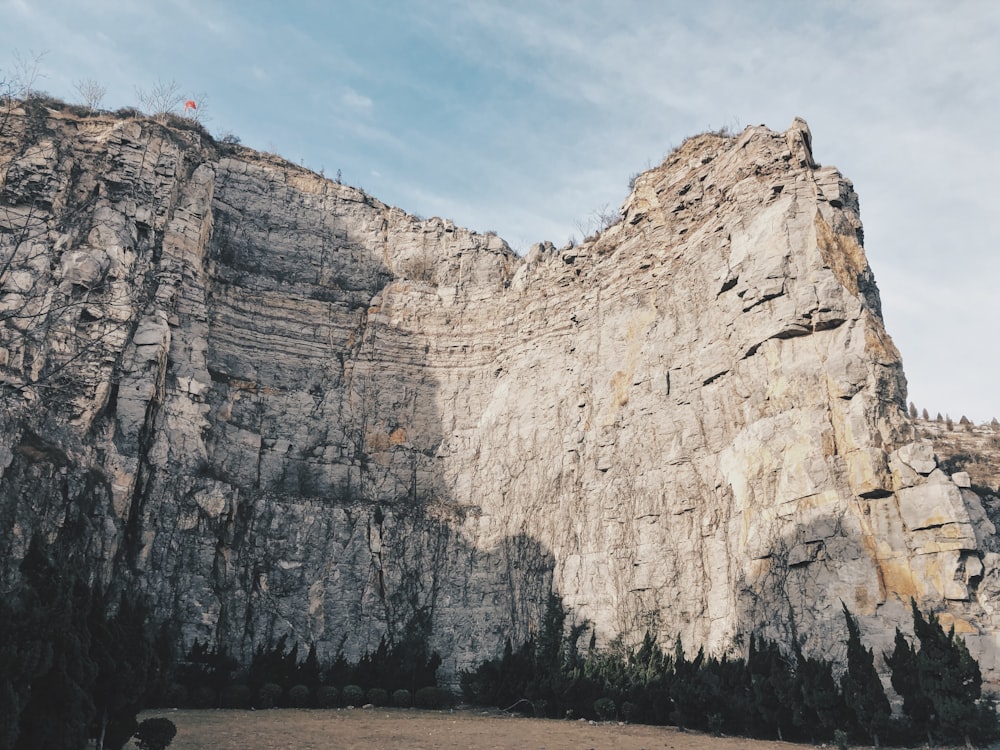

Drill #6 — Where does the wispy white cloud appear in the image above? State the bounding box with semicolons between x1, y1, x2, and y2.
340;87;373;113
2;0;997;419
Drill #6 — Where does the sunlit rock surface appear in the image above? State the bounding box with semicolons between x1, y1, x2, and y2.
2;102;998;680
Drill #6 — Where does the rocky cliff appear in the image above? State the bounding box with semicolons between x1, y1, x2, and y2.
2;99;999;681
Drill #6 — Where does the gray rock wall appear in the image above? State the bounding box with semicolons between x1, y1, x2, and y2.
2;102;998;680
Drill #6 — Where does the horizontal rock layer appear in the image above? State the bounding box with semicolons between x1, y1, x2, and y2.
2;102;999;680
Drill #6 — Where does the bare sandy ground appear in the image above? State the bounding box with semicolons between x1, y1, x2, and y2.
149;707;861;750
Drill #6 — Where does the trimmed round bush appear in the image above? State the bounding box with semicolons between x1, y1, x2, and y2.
621;701;640;723
288;684;311;707
317;685;340;708
342;684;364;706
257;682;282;709
594;697;616;721
392;688;412;708
191;686;216;709
221;683;252;709
367;687;389;707
135;717;177;750
414;686;454;710
162;683;188;708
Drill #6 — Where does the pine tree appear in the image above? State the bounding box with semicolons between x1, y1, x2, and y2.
14;542;98;750
793;648;843;743
747;635;795;740
90;592;155;750
909;402;918;419
841;605;890;748
885;625;928;745
922;408;930;420
910;603;984;746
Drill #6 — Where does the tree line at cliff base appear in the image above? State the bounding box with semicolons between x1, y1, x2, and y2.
2;536;998;749
461;594;997;748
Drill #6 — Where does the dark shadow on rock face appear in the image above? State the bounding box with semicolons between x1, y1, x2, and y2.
0;125;553;682
731;499;992;674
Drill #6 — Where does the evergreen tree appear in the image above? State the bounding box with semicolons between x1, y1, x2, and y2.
14;541;97;750
90;592;155;750
841;605;890;747
747;635;795;740
793;648;843;743
910;603;986;746
669;638;707;731
885;626;930;740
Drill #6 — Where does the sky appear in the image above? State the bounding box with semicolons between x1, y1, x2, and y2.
2;0;997;422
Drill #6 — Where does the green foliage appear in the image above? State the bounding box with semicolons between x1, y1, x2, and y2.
316;685;340;708
392;688;412;708
342;684;364;706
351;611;442;693
176;639;236;706
287;684;311;707
885;601;996;746
246;635;299;695
219;683;251;709
256;682;282;709
414;686;454;710
461;593;1000;747
747;635;795;739
841;605;890;746
593;696;616;720
793;649;843;741
134;717;176;750
366;687;389;706
0;536;164;750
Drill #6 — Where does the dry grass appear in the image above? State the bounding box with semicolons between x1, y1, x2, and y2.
143;707;847;750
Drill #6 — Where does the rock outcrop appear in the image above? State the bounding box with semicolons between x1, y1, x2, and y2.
2;100;999;680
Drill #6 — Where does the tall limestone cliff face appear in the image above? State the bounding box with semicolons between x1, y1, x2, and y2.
2;100;999;679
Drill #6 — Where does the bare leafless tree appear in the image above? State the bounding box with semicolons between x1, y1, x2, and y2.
574;203;622;241
74;78;107;112
184;91;210;124
1;61;142;405
135;78;184;119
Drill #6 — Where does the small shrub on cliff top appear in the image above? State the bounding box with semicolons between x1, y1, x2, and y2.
367;687;389;706
392;688;412;707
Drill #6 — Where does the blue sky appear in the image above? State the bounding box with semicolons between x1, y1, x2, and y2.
3;0;998;422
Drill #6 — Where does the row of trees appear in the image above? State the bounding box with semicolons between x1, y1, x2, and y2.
461;595;997;747
0;536;446;749
2;535;997;748
163;622;444;711
0;536;172;750
908;401;1000;432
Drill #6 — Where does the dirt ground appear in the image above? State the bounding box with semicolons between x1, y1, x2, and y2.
147;707;863;750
